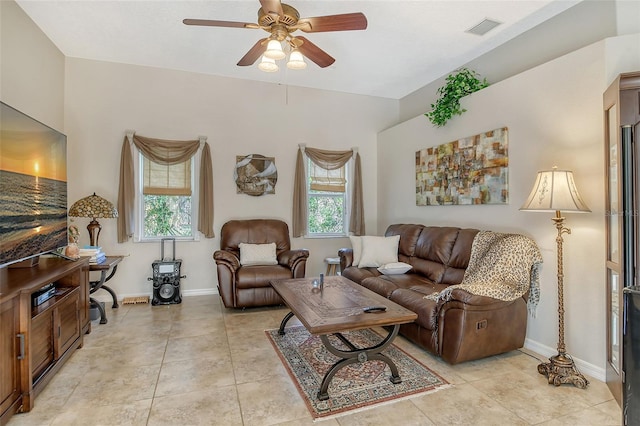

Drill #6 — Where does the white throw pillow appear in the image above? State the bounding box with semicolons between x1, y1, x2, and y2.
358;235;400;268
239;243;278;266
377;262;413;275
349;236;362;266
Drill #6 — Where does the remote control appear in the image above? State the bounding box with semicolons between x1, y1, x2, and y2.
363;306;387;313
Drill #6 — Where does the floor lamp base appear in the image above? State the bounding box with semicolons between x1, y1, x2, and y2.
538;353;589;389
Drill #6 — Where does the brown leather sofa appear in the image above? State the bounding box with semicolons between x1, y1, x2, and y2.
339;224;529;364
214;219;309;308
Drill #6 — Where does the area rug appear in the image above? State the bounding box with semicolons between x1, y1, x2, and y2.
265;326;450;420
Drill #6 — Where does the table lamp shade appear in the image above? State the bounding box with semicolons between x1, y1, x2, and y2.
69;193;118;219
69;193;118;247
520;168;590;213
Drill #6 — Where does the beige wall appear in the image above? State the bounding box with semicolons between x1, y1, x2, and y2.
379;36;640;378
0;0;65;129
64;58;398;298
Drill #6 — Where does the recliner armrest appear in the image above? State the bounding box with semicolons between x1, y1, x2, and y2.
213;250;240;271
278;249;309;269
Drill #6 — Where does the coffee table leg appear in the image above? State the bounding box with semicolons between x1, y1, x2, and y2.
316;324;401;401
278;311;295;335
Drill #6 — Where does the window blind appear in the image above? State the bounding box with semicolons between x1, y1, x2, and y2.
143;156;191;196
309;161;345;192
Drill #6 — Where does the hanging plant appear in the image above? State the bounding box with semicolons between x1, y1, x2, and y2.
425;68;489;127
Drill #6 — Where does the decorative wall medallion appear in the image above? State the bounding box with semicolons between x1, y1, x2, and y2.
235;154;277;196
415;127;509;206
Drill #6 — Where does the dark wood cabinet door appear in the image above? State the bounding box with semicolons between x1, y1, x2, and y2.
55;289;80;358
0;297;22;420
30;311;54;382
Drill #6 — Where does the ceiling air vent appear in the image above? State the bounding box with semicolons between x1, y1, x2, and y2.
465;18;502;36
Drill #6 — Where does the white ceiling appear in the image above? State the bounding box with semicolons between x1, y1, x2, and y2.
16;0;583;99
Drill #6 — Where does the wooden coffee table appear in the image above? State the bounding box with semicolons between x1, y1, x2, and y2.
270;275;417;401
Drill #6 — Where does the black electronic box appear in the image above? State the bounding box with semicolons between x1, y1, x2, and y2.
149;238;184;305
32;282;56;307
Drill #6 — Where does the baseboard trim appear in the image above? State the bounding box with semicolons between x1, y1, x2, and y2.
524;338;605;382
91;288;219;303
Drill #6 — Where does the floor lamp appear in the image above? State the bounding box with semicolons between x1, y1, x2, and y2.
520;166;590;389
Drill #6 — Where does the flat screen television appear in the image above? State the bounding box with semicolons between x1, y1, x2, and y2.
0;101;68;268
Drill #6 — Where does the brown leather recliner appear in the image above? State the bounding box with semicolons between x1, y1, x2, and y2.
213;219;309;308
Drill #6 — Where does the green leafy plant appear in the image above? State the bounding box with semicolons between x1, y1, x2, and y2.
425;68;489;127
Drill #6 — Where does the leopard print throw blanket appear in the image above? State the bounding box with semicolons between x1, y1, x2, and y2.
424;231;543;316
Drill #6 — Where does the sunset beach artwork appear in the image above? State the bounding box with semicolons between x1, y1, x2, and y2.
0;102;68;266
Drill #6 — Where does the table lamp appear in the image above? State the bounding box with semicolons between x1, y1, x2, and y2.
520;166;590;388
69;193;118;247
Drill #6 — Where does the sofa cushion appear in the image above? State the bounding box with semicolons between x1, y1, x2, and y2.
411;227;459;283
389;286;448;331
236;265;293;289
360;276;399;298
385;224;424;258
360;273;437;299
239;243;278;266
342;266;380;284
349;236;364;266
358;235;400;267
220;219;291;255
377;262;412;275
441;228;479;284
415;227;459;264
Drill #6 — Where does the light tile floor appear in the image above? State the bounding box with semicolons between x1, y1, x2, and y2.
8;295;621;426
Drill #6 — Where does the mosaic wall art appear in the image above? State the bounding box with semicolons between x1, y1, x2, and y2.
415;127;508;206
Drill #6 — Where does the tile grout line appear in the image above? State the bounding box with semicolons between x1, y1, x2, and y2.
144;306;172;426
220;298;247;425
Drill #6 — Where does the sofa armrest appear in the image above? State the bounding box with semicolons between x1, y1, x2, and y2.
444;289;509;306
278;249;309;270
213;250;240;271
338;248;354;270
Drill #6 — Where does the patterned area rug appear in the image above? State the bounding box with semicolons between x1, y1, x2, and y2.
265;326;450;419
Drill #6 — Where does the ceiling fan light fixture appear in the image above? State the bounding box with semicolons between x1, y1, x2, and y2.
264;39;286;60
258;56;279;72
287;49;307;70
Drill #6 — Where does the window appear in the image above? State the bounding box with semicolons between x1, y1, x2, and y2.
137;155;197;241
307;158;348;236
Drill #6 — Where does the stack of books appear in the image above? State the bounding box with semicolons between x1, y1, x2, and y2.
79;246;106;264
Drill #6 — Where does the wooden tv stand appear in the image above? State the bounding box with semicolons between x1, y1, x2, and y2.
0;256;90;425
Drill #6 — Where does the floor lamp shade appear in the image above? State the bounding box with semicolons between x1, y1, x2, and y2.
520;167;590;213
69;193;118;247
520;166;590;389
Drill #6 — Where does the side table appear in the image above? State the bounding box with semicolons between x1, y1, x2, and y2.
89;256;123;324
324;257;341;276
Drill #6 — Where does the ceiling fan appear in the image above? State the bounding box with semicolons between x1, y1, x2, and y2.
183;0;367;70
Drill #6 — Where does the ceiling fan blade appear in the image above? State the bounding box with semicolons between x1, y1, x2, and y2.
294;36;335;68
298;13;367;33
259;0;284;17
237;38;268;66
183;19;256;29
